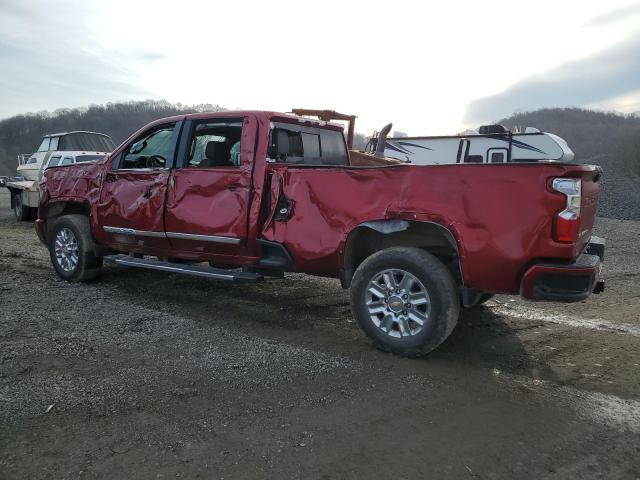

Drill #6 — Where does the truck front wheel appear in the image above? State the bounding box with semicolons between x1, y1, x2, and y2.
48;215;102;282
350;247;460;357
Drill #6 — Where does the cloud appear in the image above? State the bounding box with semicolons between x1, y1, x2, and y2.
464;34;640;124
583;2;640;28
0;0;161;118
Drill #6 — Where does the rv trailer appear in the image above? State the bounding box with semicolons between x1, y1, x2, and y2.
370;124;575;165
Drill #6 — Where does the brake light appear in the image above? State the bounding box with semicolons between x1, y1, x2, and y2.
552;178;581;243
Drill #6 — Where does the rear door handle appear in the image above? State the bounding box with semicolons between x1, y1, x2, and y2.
143;188;152;198
227;184;239;192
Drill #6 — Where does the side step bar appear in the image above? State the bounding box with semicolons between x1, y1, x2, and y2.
103;254;263;282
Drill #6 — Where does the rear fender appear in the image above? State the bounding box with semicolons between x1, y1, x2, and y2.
341;219;463;288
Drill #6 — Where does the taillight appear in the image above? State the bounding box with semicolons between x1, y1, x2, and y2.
552;178;581;243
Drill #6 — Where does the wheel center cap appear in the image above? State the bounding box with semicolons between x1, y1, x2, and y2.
387;296;404;312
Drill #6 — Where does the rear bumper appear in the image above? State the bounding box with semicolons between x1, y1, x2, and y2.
520;236;605;302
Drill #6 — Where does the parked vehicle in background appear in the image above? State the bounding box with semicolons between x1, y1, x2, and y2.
4;131;114;221
367;124;575;164
43;152;108;169
37;110;605;357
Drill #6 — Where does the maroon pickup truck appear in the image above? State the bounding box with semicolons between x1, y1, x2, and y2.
37;111;605;357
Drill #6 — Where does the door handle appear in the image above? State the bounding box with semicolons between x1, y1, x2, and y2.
227;184;239;192
105;172;119;182
143;188;152;198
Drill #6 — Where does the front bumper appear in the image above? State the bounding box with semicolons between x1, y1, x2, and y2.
520;236;605;302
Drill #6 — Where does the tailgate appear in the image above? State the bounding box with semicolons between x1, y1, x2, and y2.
576;167;601;255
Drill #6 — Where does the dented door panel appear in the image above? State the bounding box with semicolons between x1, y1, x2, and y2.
95;170;171;251
163;116;257;256
164;169;249;254
260;163;597;293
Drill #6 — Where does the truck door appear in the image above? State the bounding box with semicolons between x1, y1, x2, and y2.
96;121;182;252
163;117;255;256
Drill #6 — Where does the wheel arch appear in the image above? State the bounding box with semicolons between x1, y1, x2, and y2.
341;219;463;288
42;200;92;243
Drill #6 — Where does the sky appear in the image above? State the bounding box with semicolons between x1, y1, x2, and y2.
0;0;639;135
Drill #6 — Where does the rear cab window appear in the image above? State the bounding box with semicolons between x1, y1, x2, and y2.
269;122;348;166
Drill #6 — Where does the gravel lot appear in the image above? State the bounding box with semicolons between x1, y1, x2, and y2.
1;189;639;479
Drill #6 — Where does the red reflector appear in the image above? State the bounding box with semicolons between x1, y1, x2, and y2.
554;212;579;243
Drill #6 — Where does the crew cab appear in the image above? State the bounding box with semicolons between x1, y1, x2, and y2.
36;111;605;357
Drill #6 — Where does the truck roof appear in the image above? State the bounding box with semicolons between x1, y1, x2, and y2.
180;111;346;132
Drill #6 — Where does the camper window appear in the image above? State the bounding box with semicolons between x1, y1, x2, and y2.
47;155;62;168
490;152;505;163
37;138;50;152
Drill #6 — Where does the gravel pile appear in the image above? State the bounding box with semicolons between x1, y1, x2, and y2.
589;157;640;220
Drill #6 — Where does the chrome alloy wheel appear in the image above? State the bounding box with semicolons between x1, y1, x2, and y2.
54;227;79;272
365;269;431;338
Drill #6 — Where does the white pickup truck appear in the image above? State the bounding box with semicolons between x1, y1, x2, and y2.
5;131;115;220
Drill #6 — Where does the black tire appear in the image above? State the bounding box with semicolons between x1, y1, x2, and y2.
13;194;30;221
48;214;102;282
350;247;460;357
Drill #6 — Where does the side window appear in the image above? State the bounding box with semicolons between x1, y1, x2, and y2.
269;123;348;166
61;156;74;166
119;124;176;169
186;122;242;168
47;155;62;168
49;137;60;151
37;138;50;152
464;155;483;163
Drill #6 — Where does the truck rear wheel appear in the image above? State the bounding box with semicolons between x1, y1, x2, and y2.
48;214;102;282
350;247;460;357
13;194;31;221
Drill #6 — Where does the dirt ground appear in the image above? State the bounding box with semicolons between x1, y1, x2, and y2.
1;189;639;479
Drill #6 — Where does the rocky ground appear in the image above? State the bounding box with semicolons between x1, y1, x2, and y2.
1;190;639;479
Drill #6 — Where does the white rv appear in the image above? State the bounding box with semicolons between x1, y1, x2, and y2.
371;125;575;165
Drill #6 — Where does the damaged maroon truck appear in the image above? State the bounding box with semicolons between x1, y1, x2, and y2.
37;111;605;357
